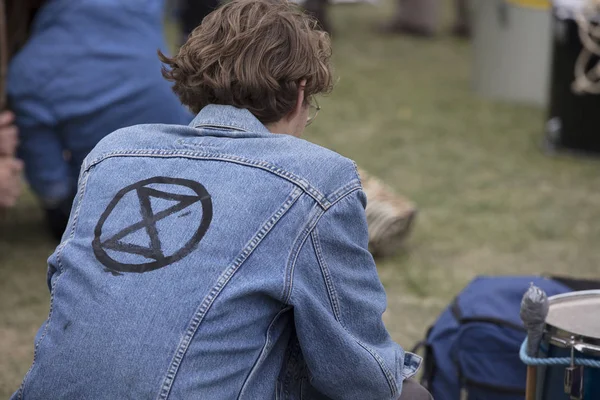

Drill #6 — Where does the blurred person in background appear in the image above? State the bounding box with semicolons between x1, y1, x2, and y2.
0;0;46;209
0;111;22;208
380;0;470;37
7;0;192;240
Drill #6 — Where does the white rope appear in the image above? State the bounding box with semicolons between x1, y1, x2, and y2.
572;0;600;94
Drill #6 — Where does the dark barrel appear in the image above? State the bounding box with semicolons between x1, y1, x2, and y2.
545;5;600;155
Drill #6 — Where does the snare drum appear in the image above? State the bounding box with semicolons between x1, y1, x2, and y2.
537;290;600;400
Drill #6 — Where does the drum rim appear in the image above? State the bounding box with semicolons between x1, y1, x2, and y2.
544;290;600;357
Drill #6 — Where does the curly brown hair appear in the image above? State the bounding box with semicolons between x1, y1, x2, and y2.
159;0;334;124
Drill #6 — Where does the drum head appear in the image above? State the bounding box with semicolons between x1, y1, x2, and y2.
553;0;593;20
553;0;585;12
547;290;600;339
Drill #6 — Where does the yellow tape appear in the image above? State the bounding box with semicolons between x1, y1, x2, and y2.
506;0;551;9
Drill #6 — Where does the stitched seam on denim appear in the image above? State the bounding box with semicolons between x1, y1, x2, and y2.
292;188;398;397
282;209;322;304
193;123;248;132
325;180;362;206
283;187;363;304
16;169;92;400
84;150;329;208
353;339;398;396
156;187;303;400
310;229;342;322
237;305;293;400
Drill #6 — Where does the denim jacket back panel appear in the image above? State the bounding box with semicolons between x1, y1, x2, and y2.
16;106;419;400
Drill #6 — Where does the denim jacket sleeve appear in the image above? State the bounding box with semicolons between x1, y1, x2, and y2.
289;189;420;400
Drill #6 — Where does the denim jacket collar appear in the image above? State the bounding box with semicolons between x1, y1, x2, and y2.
190;105;273;137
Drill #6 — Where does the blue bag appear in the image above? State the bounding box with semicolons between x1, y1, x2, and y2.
414;276;572;400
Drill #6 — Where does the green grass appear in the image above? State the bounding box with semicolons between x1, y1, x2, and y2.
3;2;600;396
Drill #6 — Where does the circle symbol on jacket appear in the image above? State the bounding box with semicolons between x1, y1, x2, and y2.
92;176;213;274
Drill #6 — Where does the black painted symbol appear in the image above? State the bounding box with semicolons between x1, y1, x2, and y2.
93;177;212;274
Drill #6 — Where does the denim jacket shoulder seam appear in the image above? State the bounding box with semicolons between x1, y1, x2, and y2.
83;150;329;208
16;168;92;400
282;206;325;304
282;186;364;304
156;186;303;400
325;180;362;207
237;305;293;400
324;160;362;206
328;160;363;205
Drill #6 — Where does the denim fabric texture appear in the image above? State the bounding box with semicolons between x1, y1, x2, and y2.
13;105;421;399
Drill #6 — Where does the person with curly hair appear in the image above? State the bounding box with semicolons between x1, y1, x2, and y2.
12;1;431;399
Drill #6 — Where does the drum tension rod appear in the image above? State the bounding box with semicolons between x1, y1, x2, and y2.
565;336;584;400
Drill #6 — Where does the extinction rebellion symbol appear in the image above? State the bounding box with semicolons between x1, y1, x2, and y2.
92;177;212;274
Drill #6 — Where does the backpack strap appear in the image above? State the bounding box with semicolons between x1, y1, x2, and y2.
452;295;526;331
450;296;462;320
411;296;463;390
411;325;435;390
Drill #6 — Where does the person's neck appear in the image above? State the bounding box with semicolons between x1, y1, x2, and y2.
265;121;292;136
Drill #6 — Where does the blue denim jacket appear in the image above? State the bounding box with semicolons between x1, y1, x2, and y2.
14;105;421;400
7;0;193;205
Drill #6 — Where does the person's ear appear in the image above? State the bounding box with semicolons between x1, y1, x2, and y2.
287;79;307;121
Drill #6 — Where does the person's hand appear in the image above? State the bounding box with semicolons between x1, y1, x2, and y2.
0;111;18;156
0;157;23;208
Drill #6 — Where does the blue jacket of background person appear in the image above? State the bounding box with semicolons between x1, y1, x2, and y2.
7;0;193;206
12;105;422;400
